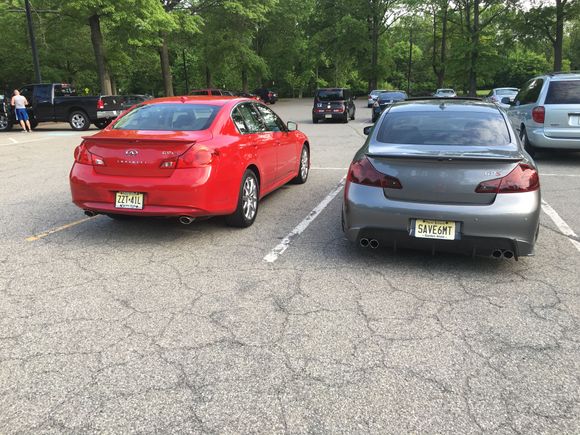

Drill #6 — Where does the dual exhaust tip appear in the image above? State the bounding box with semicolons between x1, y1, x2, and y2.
492;249;514;259
84;210;195;225
359;238;379;249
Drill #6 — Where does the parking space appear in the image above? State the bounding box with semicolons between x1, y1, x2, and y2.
1;99;579;432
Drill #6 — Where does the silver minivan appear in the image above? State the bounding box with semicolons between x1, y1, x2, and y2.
504;72;580;156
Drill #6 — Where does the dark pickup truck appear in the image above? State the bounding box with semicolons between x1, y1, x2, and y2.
0;83;123;132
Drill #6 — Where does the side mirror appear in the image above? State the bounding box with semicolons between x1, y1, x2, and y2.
363;126;372;135
287;121;298;131
500;97;512;105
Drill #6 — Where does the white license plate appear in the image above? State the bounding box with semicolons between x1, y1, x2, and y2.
414;219;457;240
569;115;580;126
325;114;333;119
115;192;144;209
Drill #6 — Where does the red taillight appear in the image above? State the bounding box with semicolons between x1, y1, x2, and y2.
97;98;104;110
74;143;105;166
161;146;214;169
475;164;539;194
532;106;545;123
347;156;402;189
268;92;273;97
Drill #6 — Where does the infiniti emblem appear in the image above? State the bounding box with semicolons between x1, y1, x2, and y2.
125;149;138;156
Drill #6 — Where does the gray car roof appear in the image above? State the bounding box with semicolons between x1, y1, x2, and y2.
388;100;502;113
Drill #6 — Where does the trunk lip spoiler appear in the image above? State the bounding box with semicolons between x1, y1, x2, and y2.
366;152;522;162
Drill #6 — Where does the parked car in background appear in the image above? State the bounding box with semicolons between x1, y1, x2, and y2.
371;90;408;122
70;96;310;227
433;88;457;98
0;94;8;132
485;87;519;109
0;83;123;131
189;89;228;96
503;72;580;156
119;95;153;111
343;98;540;259
235;91;262;101
367;89;387;107
254;88;278;104
312;88;356;123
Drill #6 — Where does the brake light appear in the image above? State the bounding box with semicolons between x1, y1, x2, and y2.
532;106;545;123
347;156;402;189
97;98;104;110
74;143;105;166
160;146;214;169
475;164;539;194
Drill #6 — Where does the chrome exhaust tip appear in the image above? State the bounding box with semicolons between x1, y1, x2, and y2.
503;250;514;259
359;238;370;248
178;216;195;225
84;210;97;217
491;250;502;259
369;239;379;249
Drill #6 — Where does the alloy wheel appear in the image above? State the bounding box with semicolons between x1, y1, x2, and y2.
242;176;258;220
71;113;87;129
300;148;309;180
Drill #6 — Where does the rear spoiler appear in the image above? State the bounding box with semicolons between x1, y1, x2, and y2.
367;153;522;162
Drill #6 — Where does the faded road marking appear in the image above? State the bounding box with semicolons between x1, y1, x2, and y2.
264;176;346;263
26;216;98;242
541;200;580;252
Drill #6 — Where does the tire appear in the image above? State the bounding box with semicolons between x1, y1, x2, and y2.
291;145;309;184
350;109;355;120
520;127;536;158
225;170;259;228
0;113;13;132
312;117;319;124
29;118;38;130
69;110;90;131
94;119;111;129
342;114;349;123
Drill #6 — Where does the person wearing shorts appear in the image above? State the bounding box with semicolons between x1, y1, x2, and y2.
11;89;31;132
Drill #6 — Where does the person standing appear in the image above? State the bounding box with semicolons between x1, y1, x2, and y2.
11;90;32;132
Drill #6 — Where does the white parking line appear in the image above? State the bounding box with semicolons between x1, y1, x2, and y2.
541;173;580;177
264;176;346;263
541;200;580;252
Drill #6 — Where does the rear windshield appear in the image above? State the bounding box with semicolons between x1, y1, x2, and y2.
113;103;219;131
190;90;209;96
316;89;344;101
376;111;511;146
378;92;406;101
545;80;580;104
437;89;454;94
496;89;518;96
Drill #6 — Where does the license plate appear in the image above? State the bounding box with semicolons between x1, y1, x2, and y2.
115;192;144;209
325;114;332;119
569;115;580;126
413;219;457;240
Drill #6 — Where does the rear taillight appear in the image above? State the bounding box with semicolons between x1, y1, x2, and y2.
475;164;539;194
161;146;215;169
74;143;105;166
347;156;402;189
532;106;545;123
97;98;104;110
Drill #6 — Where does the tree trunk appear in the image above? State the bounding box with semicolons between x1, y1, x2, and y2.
88;14;112;95
159;32;174;97
242;67;248;93
110;76;117;95
205;66;212;88
467;0;479;96
370;19;379;90
438;4;448;88
554;0;564;71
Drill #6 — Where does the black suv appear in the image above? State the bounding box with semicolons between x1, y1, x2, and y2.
312;88;356;123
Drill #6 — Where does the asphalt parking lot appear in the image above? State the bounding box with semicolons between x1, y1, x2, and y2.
1;99;579;433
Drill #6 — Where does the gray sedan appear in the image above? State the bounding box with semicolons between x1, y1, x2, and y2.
342;99;541;259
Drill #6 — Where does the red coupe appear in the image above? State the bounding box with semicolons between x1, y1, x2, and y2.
70;96;310;227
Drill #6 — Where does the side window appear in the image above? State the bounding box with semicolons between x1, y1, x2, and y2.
486;90;493;97
526;79;544;104
237;103;265;133
232;107;248;134
34;85;52;101
255;104;285;132
515;80;532;105
19;86;32;102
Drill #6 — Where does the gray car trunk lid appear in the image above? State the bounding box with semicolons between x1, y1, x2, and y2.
367;145;522;205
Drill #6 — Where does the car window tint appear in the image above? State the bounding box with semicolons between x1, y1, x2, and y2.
519;79;543;105
232;107;248;133
19;87;32;101
190;90;208;96
255;104;285;132
237;103;265;133
376;111;510;146
113;103;219;131
34;85;52;100
545;80;580;104
379;92;407;100
317;89;344;101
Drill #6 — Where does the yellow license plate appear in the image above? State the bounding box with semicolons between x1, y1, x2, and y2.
414;219;456;240
115;192;144;209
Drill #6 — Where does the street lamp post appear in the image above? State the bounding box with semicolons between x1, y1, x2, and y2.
24;0;42;83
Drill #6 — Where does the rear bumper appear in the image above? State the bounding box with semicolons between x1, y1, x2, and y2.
312;111;347;121
342;183;540;257
70;163;234;217
96;110;121;120
528;127;580;150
